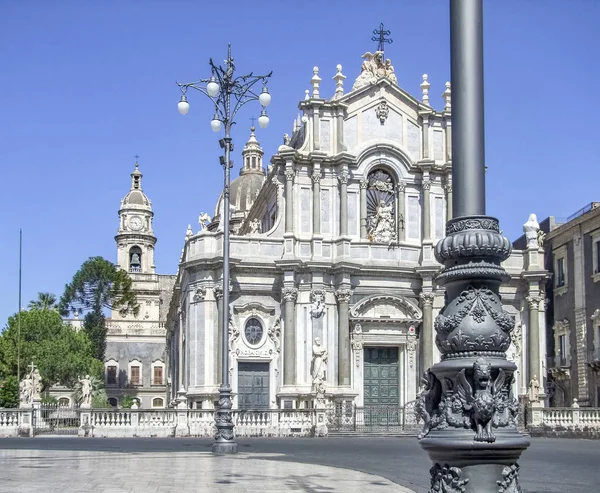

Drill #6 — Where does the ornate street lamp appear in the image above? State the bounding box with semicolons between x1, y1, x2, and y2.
177;44;272;455
417;1;530;491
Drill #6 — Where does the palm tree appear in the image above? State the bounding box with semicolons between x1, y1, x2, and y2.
28;292;58;311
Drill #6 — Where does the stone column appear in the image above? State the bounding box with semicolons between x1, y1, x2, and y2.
359;179;368;239
397;181;406;242
214;285;224;385
282;287;298;386
312;168;321;235
284;167;294;233
419;292;435;372
422;176;432;241
422;115;430;159
335;289;352;387
445;182;453;222
338;170;349;236
526;294;542;400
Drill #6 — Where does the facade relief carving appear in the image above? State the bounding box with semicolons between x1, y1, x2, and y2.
310;289;326;318
191;286;207;303
375;99;389;125
352;51;398;91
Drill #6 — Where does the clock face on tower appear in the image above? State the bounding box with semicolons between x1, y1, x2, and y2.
128;215;143;231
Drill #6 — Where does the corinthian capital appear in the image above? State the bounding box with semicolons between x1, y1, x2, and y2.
396;181;406;193
419;292;435;307
335;288;353;303
526;295;542;310
282;287;298;303
422;180;432;191
359;179;369;190
311;170;322;184
284;168;295;183
338;170;349;185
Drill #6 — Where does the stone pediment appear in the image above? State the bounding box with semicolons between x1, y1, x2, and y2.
350;294;422;322
232;302;276;316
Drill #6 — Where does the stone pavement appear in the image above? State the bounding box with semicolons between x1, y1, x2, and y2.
0;448;415;493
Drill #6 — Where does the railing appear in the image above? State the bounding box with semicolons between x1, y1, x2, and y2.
0;409;21;430
567;202;600;222
530;405;600;429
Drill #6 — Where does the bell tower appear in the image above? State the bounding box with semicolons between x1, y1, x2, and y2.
115;160;157;274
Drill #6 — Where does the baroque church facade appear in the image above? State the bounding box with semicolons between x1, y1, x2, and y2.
162;51;551;413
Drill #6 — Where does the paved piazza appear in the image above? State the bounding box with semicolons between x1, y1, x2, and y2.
0;447;413;493
1;436;600;492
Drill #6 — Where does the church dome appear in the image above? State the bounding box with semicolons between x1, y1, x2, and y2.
213;172;265;218
212;127;266;223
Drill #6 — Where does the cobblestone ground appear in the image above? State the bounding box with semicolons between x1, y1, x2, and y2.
0;448;414;493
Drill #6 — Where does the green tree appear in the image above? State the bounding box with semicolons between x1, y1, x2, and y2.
27;292;58;311
0;376;19;408
59;256;138;360
0;309;101;389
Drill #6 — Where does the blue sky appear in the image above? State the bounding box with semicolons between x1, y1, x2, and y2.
1;0;599;324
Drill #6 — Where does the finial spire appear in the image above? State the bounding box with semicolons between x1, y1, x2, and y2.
443;81;451;112
333;64;346;99
420;74;431;106
311;66;321;98
131;156;142;190
371;23;393;53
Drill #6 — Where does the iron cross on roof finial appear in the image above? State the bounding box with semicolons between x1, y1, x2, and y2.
372;23;393;53
249;116;257;127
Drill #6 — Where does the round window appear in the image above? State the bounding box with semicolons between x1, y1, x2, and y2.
244;317;264;345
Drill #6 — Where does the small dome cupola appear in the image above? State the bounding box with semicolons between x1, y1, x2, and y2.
121;160;152;209
240;126;264;176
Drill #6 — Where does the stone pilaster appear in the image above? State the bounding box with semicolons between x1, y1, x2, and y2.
359;179;368;239
312;168;321;235
422;114;430;159
335;288;353;387
214;285;224;385
526;294;542;399
284;167;294;233
282;287;298;386
419;292;435;372
422;177;432;241
444;119;452;162
338;170;349;236
445;182;453;222
397;181;406;242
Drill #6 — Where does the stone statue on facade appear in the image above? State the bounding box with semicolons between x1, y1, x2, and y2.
216;202;235;233
368;200;396;244
310;290;326;319
249;218;261;235
523;213;540;249
537;228;546;248
528;375;540;403
311;337;328;397
80;375;93;408
352;51;398;91
198;212;211;231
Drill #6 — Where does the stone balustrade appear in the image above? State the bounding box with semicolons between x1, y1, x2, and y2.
0;410;20;436
529;402;600;430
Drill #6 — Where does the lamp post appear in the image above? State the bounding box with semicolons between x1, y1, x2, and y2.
177;44;272;455
417;1;530;491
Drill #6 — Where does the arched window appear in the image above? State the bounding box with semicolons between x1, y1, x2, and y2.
366;169;396;244
152;397;164;408
129;246;142;273
58;397;70;407
244;317;264;345
108;398;118;407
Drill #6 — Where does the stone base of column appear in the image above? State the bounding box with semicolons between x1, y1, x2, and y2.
212;441;239;455
78;410;93;437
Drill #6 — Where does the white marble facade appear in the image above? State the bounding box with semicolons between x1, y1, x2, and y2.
165;52;549;411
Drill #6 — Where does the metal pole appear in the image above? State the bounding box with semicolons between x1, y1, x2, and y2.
417;1;530;491
17;228;22;380
451;0;486;218
212;50;238;455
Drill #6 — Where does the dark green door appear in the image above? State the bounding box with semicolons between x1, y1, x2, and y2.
363;347;399;406
237;362;269;409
